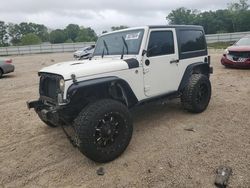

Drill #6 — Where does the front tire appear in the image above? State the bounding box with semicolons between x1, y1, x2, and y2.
181;74;211;113
74;99;133;163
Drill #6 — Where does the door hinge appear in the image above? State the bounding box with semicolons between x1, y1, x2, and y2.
144;85;150;92
143;68;149;74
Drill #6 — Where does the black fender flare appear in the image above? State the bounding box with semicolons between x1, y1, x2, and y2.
67;76;138;107
178;62;211;92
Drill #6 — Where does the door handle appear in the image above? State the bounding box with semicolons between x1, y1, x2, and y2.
170;59;179;64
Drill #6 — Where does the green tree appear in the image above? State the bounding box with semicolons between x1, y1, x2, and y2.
111;25;129;31
166;0;250;34
197;10;234;34
65;24;80;42
18;22;49;42
8;23;22;45
166;7;198;25
0;21;8;46
32;23;49;42
228;0;249;11
49;29;67;43
7;22;49;45
75;27;97;42
228;0;250;32
20;33;42;45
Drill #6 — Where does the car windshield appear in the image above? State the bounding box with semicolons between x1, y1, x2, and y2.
235;37;250;46
93;29;144;56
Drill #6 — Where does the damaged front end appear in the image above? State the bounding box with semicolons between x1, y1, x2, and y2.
27;73;68;126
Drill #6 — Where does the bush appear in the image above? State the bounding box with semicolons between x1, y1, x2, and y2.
20;33;42;45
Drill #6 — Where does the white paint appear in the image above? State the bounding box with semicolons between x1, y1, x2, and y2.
38;26;208;104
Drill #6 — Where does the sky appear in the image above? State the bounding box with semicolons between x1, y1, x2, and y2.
0;0;233;34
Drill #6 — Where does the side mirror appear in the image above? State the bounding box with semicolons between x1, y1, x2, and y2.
142;45;158;57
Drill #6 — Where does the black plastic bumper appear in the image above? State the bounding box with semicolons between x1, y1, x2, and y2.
27;100;61;124
39;108;60;124
26;100;44;109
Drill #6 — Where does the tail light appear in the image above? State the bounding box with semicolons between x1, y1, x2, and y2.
5;59;12;64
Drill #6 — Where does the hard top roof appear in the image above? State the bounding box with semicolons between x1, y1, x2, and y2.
148;25;204;30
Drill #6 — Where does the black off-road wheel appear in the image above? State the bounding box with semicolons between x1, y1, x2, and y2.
181;74;211;113
74;99;133;163
37;111;58;128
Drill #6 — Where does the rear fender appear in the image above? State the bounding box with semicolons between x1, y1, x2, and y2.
178;62;211;91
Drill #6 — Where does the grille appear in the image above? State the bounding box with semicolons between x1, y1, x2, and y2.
229;51;250;59
39;73;61;100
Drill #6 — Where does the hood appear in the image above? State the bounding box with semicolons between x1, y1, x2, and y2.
39;58;135;80
228;45;250;52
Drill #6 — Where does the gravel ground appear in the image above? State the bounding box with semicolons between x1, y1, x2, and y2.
0;51;249;188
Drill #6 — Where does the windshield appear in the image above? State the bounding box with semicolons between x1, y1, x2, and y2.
93;29;144;56
235;37;250;46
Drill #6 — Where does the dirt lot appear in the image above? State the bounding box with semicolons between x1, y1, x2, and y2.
0;50;249;188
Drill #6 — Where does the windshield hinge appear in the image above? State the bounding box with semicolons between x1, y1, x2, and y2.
143;68;149;74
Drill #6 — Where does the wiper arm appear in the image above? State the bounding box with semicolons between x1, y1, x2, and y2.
103;39;109;54
101;39;109;58
121;36;128;59
122;36;128;54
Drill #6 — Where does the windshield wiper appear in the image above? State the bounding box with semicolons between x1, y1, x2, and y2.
121;36;128;59
102;39;109;58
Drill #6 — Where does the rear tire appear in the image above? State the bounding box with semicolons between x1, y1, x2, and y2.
181;74;211;113
74;99;133;163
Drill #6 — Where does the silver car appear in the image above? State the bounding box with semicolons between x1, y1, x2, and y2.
73;45;95;60
0;58;15;78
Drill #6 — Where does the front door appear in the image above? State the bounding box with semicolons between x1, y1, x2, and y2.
143;28;181;97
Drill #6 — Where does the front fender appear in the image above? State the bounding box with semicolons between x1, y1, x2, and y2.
66;76;138;107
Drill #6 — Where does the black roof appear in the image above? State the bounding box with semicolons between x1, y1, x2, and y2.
148;25;204;30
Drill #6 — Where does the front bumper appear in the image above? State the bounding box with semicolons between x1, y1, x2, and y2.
27;99;77;146
27;100;61;125
26;100;44;109
221;56;250;68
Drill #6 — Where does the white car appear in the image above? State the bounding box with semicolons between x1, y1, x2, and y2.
28;25;213;163
73;45;95;60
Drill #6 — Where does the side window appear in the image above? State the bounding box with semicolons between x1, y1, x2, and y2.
147;31;175;57
179;30;206;53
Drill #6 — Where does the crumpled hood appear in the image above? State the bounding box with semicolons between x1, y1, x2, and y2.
39;58;132;80
228;45;250;52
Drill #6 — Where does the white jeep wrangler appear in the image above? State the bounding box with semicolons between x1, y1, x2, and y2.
27;25;213;163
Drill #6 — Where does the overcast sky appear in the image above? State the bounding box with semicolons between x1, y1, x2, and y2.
0;0;232;34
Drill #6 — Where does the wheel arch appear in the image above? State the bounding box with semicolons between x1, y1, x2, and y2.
178;62;210;92
67;76;138;108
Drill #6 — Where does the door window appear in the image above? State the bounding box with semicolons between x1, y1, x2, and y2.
147;31;175;57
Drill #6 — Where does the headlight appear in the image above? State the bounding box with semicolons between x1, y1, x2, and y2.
59;79;65;92
225;49;229;55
